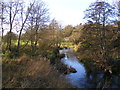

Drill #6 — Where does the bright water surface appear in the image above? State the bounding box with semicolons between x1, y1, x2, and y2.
59;48;120;88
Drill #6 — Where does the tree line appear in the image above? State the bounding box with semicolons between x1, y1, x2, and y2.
0;0;120;61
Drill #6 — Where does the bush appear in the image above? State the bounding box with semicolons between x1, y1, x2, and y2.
81;40;90;48
3;48;19;58
20;46;32;56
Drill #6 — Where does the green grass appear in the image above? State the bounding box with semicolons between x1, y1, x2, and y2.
61;42;74;45
13;40;31;45
60;42;78;50
2;40;76;50
2;41;75;48
60;42;74;47
2;40;31;46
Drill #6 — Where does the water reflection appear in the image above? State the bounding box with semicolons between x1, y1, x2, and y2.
60;48;120;88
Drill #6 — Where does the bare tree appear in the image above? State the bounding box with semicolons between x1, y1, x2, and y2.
48;19;62;47
27;0;49;53
17;1;35;54
1;0;23;51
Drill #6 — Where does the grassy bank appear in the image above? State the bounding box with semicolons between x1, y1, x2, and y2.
2;55;70;88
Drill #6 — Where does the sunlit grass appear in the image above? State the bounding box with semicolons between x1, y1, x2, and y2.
61;42;74;48
2;40;31;46
61;42;74;45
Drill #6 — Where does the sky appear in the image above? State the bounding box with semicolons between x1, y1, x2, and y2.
43;0;96;26
42;0;114;26
1;0;116;27
1;0;117;35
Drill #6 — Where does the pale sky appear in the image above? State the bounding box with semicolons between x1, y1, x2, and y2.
43;0;114;26
1;0;116;35
43;0;96;26
1;0;116;27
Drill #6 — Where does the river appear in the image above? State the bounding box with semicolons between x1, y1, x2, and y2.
59;48;120;88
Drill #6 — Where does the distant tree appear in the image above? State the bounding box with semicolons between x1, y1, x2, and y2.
63;25;73;37
3;32;17;49
49;19;58;30
48;19;63;47
3;31;17;41
69;25;83;44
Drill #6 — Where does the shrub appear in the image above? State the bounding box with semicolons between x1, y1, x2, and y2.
81;40;90;48
3;50;18;59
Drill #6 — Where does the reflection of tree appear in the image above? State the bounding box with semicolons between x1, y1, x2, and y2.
85;64;113;88
86;68;98;87
97;73;112;89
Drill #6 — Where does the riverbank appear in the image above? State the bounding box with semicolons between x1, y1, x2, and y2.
2;55;70;88
2;46;78;88
75;52;120;76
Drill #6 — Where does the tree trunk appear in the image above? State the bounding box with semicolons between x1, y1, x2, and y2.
8;6;12;51
1;4;4;40
102;13;109;61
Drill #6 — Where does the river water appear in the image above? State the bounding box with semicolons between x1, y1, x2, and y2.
59;48;120;88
